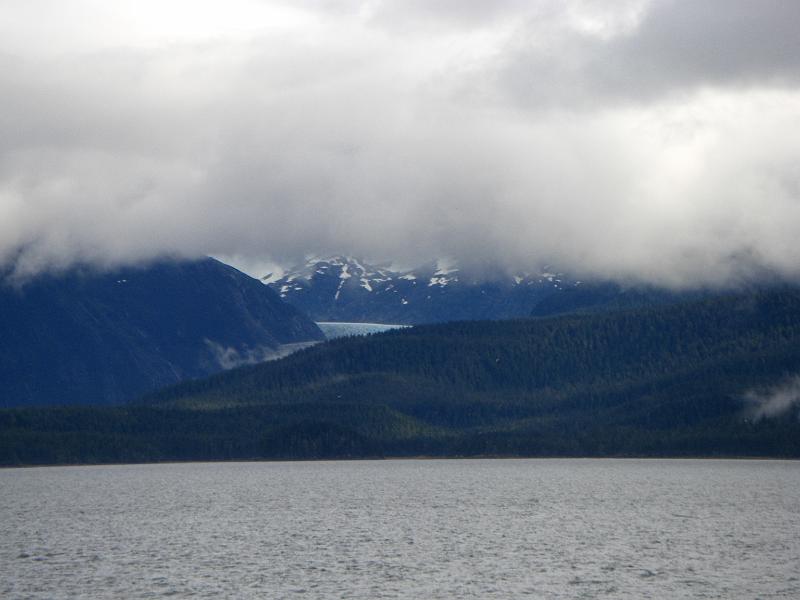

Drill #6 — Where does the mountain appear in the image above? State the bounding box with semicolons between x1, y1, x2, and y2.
265;256;690;324
0;257;323;408
4;288;800;464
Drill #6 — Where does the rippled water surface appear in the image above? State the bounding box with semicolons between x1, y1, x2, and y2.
2;459;799;599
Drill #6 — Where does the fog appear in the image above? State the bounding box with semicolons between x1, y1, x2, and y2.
1;0;799;285
743;376;800;422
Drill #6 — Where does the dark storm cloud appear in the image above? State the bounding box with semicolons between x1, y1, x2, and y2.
1;0;799;286
494;0;800;107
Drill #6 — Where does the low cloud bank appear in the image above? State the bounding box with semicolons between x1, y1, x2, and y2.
2;1;800;287
743;376;800;422
206;339;319;370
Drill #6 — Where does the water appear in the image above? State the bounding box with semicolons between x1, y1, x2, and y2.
1;459;799;599
317;322;409;339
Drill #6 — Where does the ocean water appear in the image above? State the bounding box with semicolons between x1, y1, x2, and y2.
1;459;799;599
317;322;408;340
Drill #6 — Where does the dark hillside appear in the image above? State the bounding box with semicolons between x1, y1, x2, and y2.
3;289;800;464
0;258;323;407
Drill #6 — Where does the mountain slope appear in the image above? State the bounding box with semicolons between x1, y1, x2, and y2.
3;289;800;464
151;288;800;415
265;256;690;324
0;258;323;407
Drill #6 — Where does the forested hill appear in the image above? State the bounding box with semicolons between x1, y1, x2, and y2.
3;289;800;464
150;288;800;411
0;258;323;408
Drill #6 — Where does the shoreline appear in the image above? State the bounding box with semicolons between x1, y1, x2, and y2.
3;454;798;470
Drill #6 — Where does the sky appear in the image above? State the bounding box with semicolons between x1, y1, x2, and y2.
1;0;799;286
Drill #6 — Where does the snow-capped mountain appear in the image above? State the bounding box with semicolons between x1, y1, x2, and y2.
265;256;682;324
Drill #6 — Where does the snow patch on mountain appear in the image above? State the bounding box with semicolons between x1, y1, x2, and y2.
264;255;612;324
334;263;351;300
429;275;458;287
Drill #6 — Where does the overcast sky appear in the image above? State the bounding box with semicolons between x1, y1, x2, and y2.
1;0;799;286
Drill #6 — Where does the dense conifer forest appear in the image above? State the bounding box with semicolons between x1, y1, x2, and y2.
3;289;800;465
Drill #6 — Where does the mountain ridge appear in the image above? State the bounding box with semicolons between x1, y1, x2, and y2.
0;257;323;408
265;255;695;324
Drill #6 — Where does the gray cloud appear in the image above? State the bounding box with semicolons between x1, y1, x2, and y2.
1;0;799;286
495;0;800;107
